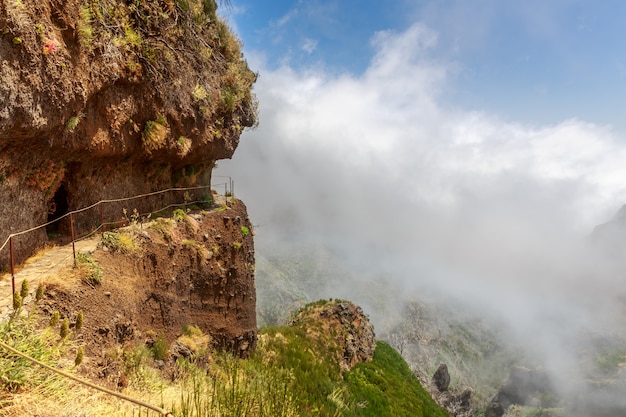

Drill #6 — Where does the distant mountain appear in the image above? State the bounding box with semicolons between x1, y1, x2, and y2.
590;204;626;251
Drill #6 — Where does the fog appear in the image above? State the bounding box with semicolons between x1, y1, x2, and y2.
218;22;626;411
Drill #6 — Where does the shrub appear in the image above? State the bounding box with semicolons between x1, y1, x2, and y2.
151;335;168;361
0;313;68;393
199;193;214;209
101;231;136;253
76;252;103;287
240;226;249;236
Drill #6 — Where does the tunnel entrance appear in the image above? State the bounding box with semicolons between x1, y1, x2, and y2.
46;184;69;236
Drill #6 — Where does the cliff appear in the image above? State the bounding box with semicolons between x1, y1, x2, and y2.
0;0;257;263
36;200;257;363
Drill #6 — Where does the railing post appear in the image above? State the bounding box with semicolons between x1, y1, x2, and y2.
9;236;15;306
100;203;105;236
70;213;76;267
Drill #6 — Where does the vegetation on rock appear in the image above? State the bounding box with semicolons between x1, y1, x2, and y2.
0;298;450;416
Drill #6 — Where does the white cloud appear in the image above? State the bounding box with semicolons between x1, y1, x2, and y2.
301;38;318;54
230;20;626;248
219;22;626;388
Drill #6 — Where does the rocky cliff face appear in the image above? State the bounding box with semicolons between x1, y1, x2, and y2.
0;0;256;263
40;200;257;363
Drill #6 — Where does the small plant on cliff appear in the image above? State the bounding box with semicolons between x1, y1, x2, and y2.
150;335;168;361
176;136;192;156
49;311;60;327
172;208;187;222
240;226;250;237
59;318;69;339
12;292;22;310
77;6;94;47
142;118;169;153
75;311;84;332
101;231;136;254
151;217;174;241
76;252;103;287
35;282;45;302
65;114;82;132
20;279;29;299
75;346;84;367
192;83;208;101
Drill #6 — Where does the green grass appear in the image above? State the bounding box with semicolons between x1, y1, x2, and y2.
345;342;450;417
150;217;174;241
0;313;67;393
75;252;103;286
101;231;137;253
252;326;450;416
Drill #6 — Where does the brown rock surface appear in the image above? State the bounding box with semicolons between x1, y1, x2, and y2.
0;0;257;264
37;201;257;362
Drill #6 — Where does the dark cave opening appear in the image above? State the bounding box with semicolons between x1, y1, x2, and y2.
46;184;69;236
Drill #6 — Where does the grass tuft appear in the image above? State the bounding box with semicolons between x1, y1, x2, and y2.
75;252;103;287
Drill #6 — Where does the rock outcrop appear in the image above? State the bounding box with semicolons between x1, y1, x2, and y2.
433;363;451;392
289;300;376;371
421;363;474;417
0;0;257;264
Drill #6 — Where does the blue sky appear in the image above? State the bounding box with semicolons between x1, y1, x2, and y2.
225;0;626;130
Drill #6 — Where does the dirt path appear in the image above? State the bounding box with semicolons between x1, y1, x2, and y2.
0;236;100;322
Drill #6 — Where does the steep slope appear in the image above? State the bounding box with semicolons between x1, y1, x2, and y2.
36;200;257;363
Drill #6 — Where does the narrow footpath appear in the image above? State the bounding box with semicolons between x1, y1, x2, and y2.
0;236;100;322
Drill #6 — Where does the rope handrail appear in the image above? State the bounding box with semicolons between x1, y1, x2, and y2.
0;339;172;416
0;182;230;254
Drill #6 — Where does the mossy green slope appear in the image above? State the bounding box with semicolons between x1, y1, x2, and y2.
257;325;450;416
345;342;450;417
